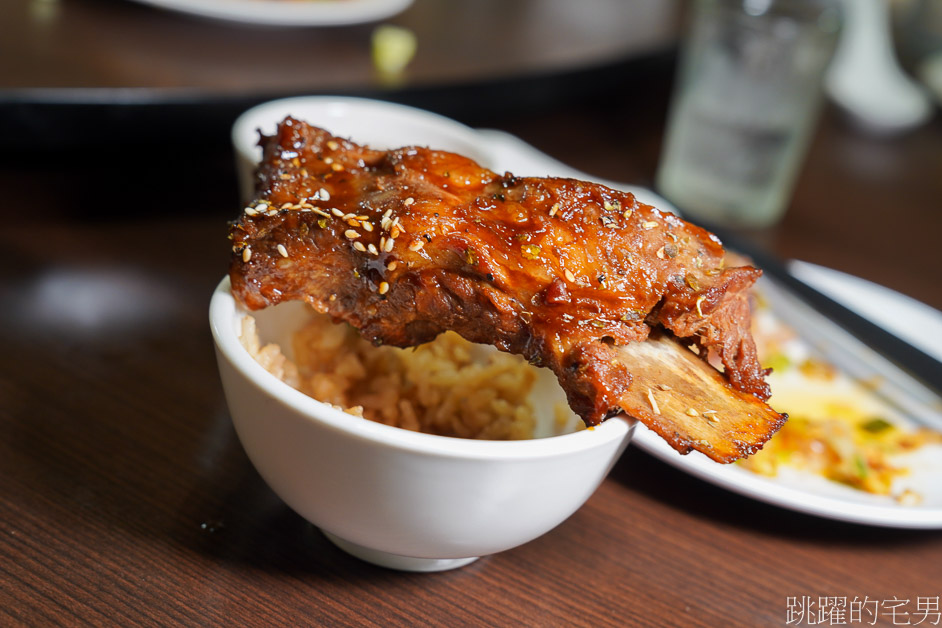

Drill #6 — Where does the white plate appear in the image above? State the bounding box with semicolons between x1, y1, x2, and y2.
481;125;942;528
635;264;942;530
232;96;942;528
131;0;413;27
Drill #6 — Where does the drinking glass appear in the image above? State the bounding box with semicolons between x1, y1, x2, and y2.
656;0;842;228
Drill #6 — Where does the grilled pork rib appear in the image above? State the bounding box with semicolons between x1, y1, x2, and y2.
229;117;785;462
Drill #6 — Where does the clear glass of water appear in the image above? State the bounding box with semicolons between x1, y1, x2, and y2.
656;0;842;228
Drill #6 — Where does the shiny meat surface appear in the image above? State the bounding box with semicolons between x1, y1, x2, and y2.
229;118;785;462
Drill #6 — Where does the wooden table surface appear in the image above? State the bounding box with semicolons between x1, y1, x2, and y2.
0;0;677;95
2;2;941;626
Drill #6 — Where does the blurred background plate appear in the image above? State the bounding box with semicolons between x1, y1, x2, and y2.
127;0;414;27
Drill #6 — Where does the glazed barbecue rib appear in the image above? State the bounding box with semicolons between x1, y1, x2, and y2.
229;117;785;462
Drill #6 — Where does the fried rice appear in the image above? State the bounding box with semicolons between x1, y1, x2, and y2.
239;310;575;440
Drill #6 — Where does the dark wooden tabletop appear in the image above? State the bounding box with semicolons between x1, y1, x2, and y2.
0;0;677;95
2;1;942;626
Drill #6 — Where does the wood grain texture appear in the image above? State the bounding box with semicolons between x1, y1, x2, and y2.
1;51;941;627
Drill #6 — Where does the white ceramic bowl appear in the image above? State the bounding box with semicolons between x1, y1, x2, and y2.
223;96;635;569
210;278;634;571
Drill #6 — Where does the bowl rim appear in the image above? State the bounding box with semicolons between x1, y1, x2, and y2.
210;276;632;461
231;95;490;169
